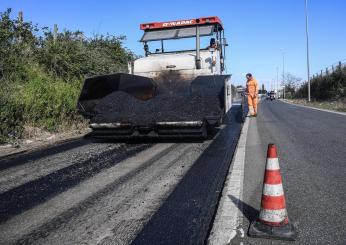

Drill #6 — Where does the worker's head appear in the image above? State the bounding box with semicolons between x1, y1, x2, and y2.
210;38;216;48
246;73;253;80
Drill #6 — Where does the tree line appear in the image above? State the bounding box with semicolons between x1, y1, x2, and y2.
278;64;345;100
294;63;346;100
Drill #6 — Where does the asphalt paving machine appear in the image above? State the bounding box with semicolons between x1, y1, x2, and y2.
77;16;232;139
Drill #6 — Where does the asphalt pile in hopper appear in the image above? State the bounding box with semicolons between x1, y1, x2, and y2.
91;90;223;125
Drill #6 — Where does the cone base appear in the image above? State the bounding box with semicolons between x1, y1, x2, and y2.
248;219;297;241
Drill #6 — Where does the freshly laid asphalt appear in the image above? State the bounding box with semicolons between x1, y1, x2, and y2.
132;107;243;245
2;99;345;245
0;106;243;245
232;99;346;244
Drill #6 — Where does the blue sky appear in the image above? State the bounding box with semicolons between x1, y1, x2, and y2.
1;0;346;89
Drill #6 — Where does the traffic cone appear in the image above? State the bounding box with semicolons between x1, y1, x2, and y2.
248;144;296;241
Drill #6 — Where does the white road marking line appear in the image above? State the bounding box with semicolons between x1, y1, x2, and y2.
280;99;346;116
207;117;249;245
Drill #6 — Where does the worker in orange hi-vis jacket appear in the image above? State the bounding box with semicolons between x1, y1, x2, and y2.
246;73;259;117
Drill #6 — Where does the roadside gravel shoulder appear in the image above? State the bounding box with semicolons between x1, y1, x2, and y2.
0;128;90;159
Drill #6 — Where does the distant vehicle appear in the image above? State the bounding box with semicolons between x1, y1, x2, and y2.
266;91;276;101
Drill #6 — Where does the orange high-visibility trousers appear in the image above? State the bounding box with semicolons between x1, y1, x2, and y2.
248;95;258;115
246;78;259;116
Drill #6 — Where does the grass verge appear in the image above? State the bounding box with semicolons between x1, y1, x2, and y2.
287;99;346;113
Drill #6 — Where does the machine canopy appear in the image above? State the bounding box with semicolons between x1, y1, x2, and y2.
140;25;214;42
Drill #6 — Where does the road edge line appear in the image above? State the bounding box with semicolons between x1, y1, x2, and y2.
207;116;250;245
280;99;346;116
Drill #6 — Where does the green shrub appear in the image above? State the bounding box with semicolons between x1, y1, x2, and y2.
20;71;81;131
295;65;346;100
0;85;24;142
0;8;135;143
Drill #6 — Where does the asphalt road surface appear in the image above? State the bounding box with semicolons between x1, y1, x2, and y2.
0;106;243;245
232;100;346;244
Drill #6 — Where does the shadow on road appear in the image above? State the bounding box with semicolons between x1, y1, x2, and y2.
0;144;150;223
131;106;243;245
0;139;91;171
228;194;259;223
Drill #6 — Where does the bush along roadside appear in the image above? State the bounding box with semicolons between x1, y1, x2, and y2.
0;8;135;143
295;63;346;100
0;87;24;143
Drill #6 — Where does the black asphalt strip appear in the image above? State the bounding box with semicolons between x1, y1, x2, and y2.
132;106;243;245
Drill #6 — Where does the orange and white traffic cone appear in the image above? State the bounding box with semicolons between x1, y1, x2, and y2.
248;144;296;241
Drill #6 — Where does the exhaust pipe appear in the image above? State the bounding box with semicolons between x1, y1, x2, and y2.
196;25;201;69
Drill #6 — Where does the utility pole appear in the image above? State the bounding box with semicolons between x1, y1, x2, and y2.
305;0;311;102
276;66;279;94
79;32;84;44
18;11;23;25
281;49;285;99
18;11;23;43
53;24;58;44
270;80;272;91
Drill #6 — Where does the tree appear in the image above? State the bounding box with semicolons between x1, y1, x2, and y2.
284;73;302;98
0;8;136;142
0;8;38;82
258;83;267;94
